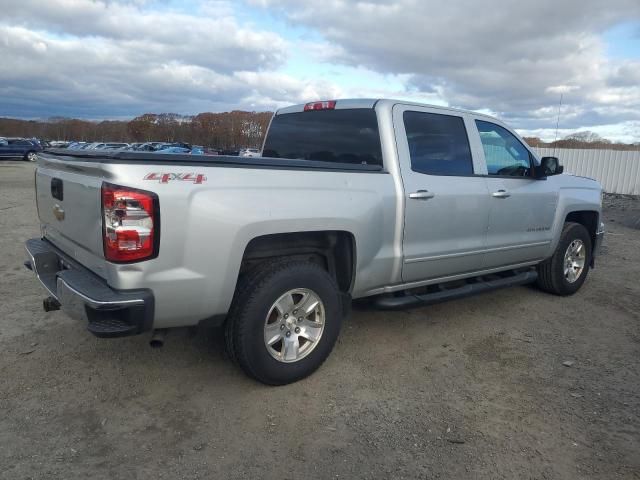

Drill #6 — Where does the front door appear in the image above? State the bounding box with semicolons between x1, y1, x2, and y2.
472;119;557;268
393;105;492;283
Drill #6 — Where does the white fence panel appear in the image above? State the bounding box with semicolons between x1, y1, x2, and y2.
533;147;640;195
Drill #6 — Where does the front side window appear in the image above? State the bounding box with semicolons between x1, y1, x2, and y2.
475;120;532;177
403;111;474;176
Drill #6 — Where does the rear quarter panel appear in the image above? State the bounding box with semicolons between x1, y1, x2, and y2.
100;163;398;328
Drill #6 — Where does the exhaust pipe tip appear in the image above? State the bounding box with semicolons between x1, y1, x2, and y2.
149;329;167;348
43;296;61;312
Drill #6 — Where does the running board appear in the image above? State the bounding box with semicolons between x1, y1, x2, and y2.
372;270;538;310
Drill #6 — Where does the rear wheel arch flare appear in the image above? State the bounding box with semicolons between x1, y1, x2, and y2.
238;230;357;294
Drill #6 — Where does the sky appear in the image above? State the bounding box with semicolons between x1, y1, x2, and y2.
0;0;639;142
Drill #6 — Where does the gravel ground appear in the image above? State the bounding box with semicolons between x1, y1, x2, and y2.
1;161;639;479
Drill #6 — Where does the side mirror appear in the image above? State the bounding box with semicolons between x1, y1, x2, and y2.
536;156;564;178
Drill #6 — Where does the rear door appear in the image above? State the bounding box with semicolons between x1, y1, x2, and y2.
12;139;33;157
471;118;557;268
393;104;491;282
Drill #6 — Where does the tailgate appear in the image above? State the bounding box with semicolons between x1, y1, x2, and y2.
36;154;106;275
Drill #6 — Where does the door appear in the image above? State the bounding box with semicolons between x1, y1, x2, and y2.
0;138;11;157
393;105;492;283
472;119;557;268
12;139;32;158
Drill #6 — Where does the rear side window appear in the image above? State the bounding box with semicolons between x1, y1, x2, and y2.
403;111;474;176
262;109;383;166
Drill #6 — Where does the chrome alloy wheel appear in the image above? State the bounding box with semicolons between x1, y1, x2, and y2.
564;239;586;283
27;152;38;162
263;288;325;363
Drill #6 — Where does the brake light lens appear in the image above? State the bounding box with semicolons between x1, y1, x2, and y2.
102;183;159;263
304;100;336;111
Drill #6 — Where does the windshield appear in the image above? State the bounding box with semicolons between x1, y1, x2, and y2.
263;108;383;166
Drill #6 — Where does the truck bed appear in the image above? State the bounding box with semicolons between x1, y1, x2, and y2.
34;149;398;329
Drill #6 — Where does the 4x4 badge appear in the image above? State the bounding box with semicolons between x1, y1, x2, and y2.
144;172;206;184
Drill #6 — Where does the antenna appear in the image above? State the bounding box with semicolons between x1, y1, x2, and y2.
552;92;563;157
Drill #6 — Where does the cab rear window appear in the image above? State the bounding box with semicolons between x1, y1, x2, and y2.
262;109;383;166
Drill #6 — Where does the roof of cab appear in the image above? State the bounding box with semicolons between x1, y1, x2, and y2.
275;98;502;123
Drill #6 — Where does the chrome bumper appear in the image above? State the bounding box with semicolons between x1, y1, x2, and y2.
25;238;154;338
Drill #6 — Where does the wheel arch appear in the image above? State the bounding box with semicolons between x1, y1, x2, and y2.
238;230;357;295
565;210;599;251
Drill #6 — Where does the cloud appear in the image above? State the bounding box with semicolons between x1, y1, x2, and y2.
0;0;639;142
0;0;338;117
253;0;640;135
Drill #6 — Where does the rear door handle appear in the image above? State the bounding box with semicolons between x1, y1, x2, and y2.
492;189;511;199
409;190;435;200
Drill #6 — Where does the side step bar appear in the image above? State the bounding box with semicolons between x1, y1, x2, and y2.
372;270;538;310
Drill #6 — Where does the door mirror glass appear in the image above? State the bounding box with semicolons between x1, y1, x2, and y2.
537;156;564;177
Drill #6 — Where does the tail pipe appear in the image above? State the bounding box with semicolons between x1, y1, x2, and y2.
149;329;167;348
43;296;61;312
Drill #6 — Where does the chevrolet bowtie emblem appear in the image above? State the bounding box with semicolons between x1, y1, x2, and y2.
53;204;65;221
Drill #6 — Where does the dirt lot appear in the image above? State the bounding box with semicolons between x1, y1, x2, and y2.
1;161;639;479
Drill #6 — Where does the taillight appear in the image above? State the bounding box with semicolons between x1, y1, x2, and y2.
101;183;159;263
303;100;336;111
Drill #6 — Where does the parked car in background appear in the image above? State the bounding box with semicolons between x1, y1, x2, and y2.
125;143;145;151
220;149;240;156
201;147;220;156
132;142;170;152
153;146;191;154
67;142;88;150
79;142;106;150
239;148;261;157
0;137;42;161
99;143;130;150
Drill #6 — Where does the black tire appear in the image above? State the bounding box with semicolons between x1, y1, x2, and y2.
536;222;592;296
23;151;37;162
225;260;343;385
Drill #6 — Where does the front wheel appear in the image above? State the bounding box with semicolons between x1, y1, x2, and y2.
536;222;592;296
24;151;38;162
225;260;343;385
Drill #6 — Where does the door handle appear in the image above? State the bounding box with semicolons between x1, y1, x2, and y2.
409;190;435;200
492;189;511;199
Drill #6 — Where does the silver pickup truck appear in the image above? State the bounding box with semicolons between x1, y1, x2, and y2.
25;98;605;385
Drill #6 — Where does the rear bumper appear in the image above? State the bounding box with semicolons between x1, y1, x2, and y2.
25;238;154;338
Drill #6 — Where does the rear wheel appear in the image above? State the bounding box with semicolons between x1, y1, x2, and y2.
225;260;342;385
536;222;592;295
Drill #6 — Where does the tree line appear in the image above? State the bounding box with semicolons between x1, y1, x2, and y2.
1;112;638;150
523;131;640;151
0;110;274;149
